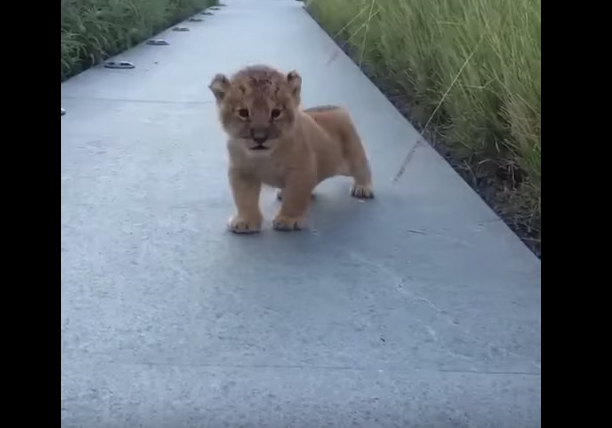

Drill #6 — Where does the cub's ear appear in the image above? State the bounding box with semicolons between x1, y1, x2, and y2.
286;70;302;100
209;73;230;102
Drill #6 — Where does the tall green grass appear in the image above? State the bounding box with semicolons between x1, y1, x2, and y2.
61;0;217;80
308;0;541;249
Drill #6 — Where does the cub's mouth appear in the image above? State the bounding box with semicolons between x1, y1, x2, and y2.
249;144;270;151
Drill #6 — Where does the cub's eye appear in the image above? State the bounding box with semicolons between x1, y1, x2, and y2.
237;108;249;119
270;109;282;120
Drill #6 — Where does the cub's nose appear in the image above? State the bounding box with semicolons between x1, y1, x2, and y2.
250;128;269;144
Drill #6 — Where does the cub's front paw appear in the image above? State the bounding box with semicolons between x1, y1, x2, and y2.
228;215;262;234
350;184;374;199
272;214;306;231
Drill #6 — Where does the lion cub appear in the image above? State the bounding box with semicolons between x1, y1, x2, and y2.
209;64;374;233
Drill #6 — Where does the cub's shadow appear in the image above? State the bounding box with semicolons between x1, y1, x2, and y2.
257;179;377;235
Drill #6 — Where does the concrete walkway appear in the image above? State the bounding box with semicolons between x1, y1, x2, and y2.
60;1;541;427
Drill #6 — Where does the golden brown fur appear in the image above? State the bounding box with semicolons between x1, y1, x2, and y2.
209;64;374;233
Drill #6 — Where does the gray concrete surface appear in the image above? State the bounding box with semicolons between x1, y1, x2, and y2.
61;0;542;427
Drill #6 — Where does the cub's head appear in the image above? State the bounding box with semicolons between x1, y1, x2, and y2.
209;65;302;155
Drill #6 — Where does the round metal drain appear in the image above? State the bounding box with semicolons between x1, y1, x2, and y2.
104;61;135;69
146;39;169;46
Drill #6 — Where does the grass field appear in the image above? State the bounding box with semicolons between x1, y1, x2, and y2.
307;0;541;255
61;0;217;80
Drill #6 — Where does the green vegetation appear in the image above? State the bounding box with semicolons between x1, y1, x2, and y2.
61;0;217;80
308;0;541;254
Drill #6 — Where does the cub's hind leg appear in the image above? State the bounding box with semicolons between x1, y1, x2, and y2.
344;123;374;199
